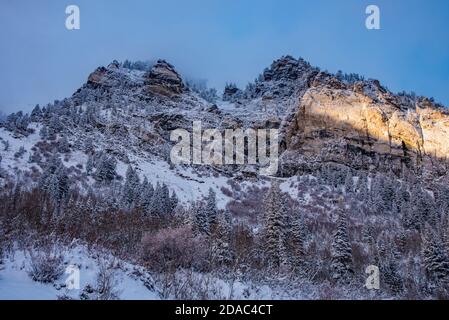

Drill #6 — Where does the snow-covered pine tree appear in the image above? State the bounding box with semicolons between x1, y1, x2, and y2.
57;136;70;153
169;191;179;213
205;188;218;230
422;228;449;285
370;175;388;214
137;177;151;209
210;210;233;268
381;250;404;295
441;214;449;256
193;200;209;235
357;173;369;201
148;182;171;217
39;125;49;140
142;183;155;215
84;138;94;155
39;155;68;205
47;115;63;140
94;154;117;184
121;165;140;208
160;183;171;215
86;155;94;175
263;181;287;269
344;171;353;195
30;104;42;122
287;210;307;271
401;197;422;231
44;168;69;207
435;185;449;219
362;224;376;247
149;182;161;216
330;210;354;282
410;185;437;227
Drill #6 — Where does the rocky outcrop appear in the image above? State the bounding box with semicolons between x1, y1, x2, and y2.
246;56;319;100
87;67;109;86
144;60;184;96
281;78;449;177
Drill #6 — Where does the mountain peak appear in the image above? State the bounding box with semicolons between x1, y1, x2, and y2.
144;60;184;96
262;55;314;82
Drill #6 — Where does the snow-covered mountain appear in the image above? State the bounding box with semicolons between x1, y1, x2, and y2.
1;56;449;300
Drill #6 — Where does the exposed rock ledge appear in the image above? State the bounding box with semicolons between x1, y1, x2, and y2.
282;85;449;178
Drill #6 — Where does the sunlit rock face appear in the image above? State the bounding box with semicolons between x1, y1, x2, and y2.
281;75;449;178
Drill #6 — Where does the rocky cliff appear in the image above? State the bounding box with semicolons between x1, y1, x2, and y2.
5;55;449;182
278;69;449;179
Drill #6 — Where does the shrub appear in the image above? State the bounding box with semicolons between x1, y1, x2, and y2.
141;226;207;272
28;247;64;283
95;259;120;300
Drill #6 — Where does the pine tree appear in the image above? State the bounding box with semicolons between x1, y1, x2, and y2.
381;250;404;295
169;191;179;213
344;171;353;194
436;185;449;218
401;198;422;231
441;214;449;256
287;211;307;270
39;155;68;205
137;177;150;207
57;136;70;153
30;104;42;121
357;174;369;201
94;154;117;184
148;182;171;217
362;224;376;247
411;185;437;226
47;115;62;139
422;228;449;285
193;200;209;235
210;210;233;268
140;180;155;215
205;188;218;229
86;155;94;175
263;181;287;269
160;183;170;215
121;166;140;208
330;211;354;282
39;126;49;140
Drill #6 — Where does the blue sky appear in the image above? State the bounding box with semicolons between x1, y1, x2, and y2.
1;0;448;113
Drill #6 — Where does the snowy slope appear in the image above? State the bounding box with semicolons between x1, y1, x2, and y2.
0;245;159;300
0;123;42;174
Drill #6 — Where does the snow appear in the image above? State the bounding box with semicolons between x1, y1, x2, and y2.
117;157;232;208
0;245;289;300
0;123;42;175
216;100;237;112
0;245;159;300
0;123;235;208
